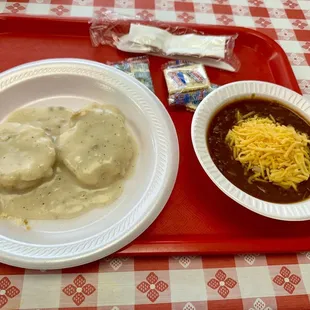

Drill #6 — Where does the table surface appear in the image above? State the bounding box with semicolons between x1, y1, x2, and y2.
1;0;310;309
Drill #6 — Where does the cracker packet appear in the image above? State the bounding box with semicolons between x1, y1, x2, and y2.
107;56;154;92
163;60;217;111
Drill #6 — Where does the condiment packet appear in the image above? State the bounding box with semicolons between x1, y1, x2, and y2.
163;60;217;111
107;56;154;92
179;84;219;111
164;63;210;94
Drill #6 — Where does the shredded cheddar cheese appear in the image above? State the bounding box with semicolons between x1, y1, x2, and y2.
225;115;310;190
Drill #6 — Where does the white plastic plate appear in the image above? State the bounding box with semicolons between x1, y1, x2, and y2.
192;80;310;221
0;59;179;269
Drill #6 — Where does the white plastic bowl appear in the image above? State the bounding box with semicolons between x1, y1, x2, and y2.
191;80;310;221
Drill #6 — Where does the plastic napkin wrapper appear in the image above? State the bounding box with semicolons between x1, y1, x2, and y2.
90;11;240;72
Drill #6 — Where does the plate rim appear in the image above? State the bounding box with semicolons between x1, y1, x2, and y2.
0;58;179;269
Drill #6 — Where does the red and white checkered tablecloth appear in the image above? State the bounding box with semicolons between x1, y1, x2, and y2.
1;0;310;309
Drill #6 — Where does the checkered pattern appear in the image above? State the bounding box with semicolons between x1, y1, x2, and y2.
1;0;310;308
2;254;310;309
0;0;309;99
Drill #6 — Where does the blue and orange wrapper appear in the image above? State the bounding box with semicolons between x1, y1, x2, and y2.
163;60;215;111
107;56;154;92
169;84;219;111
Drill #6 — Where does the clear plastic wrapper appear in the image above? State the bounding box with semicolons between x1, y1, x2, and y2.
107;56;154;92
90;11;240;72
163;60;219;111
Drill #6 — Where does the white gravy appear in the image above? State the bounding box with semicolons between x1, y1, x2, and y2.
0;105;136;220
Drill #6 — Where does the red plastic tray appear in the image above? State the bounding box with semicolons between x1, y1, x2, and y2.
1;15;309;256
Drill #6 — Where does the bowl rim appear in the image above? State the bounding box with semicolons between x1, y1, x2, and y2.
191;80;310;221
